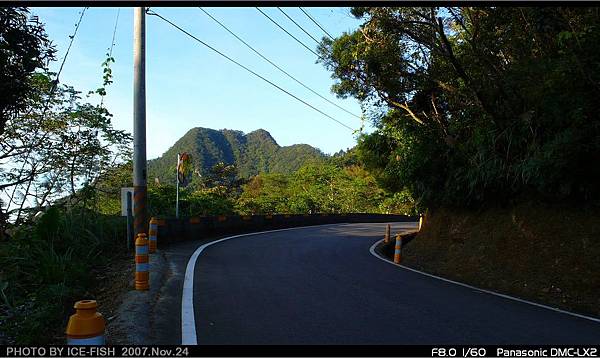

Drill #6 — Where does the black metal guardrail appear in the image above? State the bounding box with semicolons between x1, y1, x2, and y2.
156;214;418;246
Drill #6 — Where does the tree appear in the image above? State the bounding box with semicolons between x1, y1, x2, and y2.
0;72;132;225
0;7;55;136
319;7;600;207
237;173;290;214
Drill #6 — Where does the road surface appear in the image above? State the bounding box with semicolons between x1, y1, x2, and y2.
167;222;600;344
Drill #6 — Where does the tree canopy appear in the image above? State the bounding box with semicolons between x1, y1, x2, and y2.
318;7;600;208
0;7;55;136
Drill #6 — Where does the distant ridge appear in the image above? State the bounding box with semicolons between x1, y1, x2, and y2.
147;127;325;184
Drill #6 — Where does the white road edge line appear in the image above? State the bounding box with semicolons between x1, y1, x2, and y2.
181;222;376;345
369;238;600;324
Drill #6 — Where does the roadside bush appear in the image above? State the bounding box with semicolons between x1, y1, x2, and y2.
0;207;126;344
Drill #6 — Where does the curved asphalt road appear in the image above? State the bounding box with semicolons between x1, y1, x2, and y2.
189;223;600;344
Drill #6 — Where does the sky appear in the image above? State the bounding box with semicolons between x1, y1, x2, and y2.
30;7;369;160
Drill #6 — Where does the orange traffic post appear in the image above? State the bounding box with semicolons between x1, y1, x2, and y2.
384;224;391;244
148;217;158;253
135;233;149;290
66;300;105;345
394;233;403;264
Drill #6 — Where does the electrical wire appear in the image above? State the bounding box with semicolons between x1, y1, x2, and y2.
100;8;120;108
54;7;88;93
109;8;120;58
198;7;360;120
299;7;334;40
146;9;354;131
255;7;320;58
277;7;320;45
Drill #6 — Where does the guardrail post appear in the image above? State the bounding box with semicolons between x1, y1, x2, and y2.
394;233;403;264
384;224;391;243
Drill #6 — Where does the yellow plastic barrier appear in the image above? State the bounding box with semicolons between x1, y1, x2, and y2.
66;300;105;345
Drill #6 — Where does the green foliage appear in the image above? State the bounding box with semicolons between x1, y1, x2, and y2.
319;7;600;208
0;70;132;224
237;173;290;214
147;184;235;218
0;207;126;344
237;158;410;215
0;9;130;344
0;7;55;136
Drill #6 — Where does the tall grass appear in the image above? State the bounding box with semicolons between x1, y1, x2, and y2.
0;206;126;344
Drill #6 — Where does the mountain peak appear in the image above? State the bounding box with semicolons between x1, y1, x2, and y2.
247;129;277;144
148;127;325;183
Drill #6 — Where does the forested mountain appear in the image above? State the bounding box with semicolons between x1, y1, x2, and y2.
147;127;325;184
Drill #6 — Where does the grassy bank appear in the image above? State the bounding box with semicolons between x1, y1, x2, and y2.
0;208;127;344
400;202;600;318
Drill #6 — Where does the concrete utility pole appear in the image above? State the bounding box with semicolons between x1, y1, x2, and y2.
133;7;147;237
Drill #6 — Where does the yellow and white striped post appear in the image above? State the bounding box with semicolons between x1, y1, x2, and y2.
384;224;391;244
135;233;149;290
65;300;105;345
148;217;158;253
419;214;424;231
394;233;403;264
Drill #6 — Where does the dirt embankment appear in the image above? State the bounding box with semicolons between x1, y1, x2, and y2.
401;202;600;318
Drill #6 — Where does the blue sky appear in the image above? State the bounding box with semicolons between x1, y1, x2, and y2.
30;7;369;159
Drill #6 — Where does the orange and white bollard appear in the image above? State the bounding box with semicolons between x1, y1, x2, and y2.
394;233;403;264
148;217;158;253
384;224;391;244
135;233;149;290
66;300;105;345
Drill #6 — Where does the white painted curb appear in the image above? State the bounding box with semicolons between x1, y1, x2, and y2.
369;239;600;324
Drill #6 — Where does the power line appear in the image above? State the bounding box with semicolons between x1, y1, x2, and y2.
100;8;120;108
146;9;354;131
198;7;360;120
255;7;320;58
277;7;320;45
299;7;334;40
54;7;88;93
108;8;120;57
